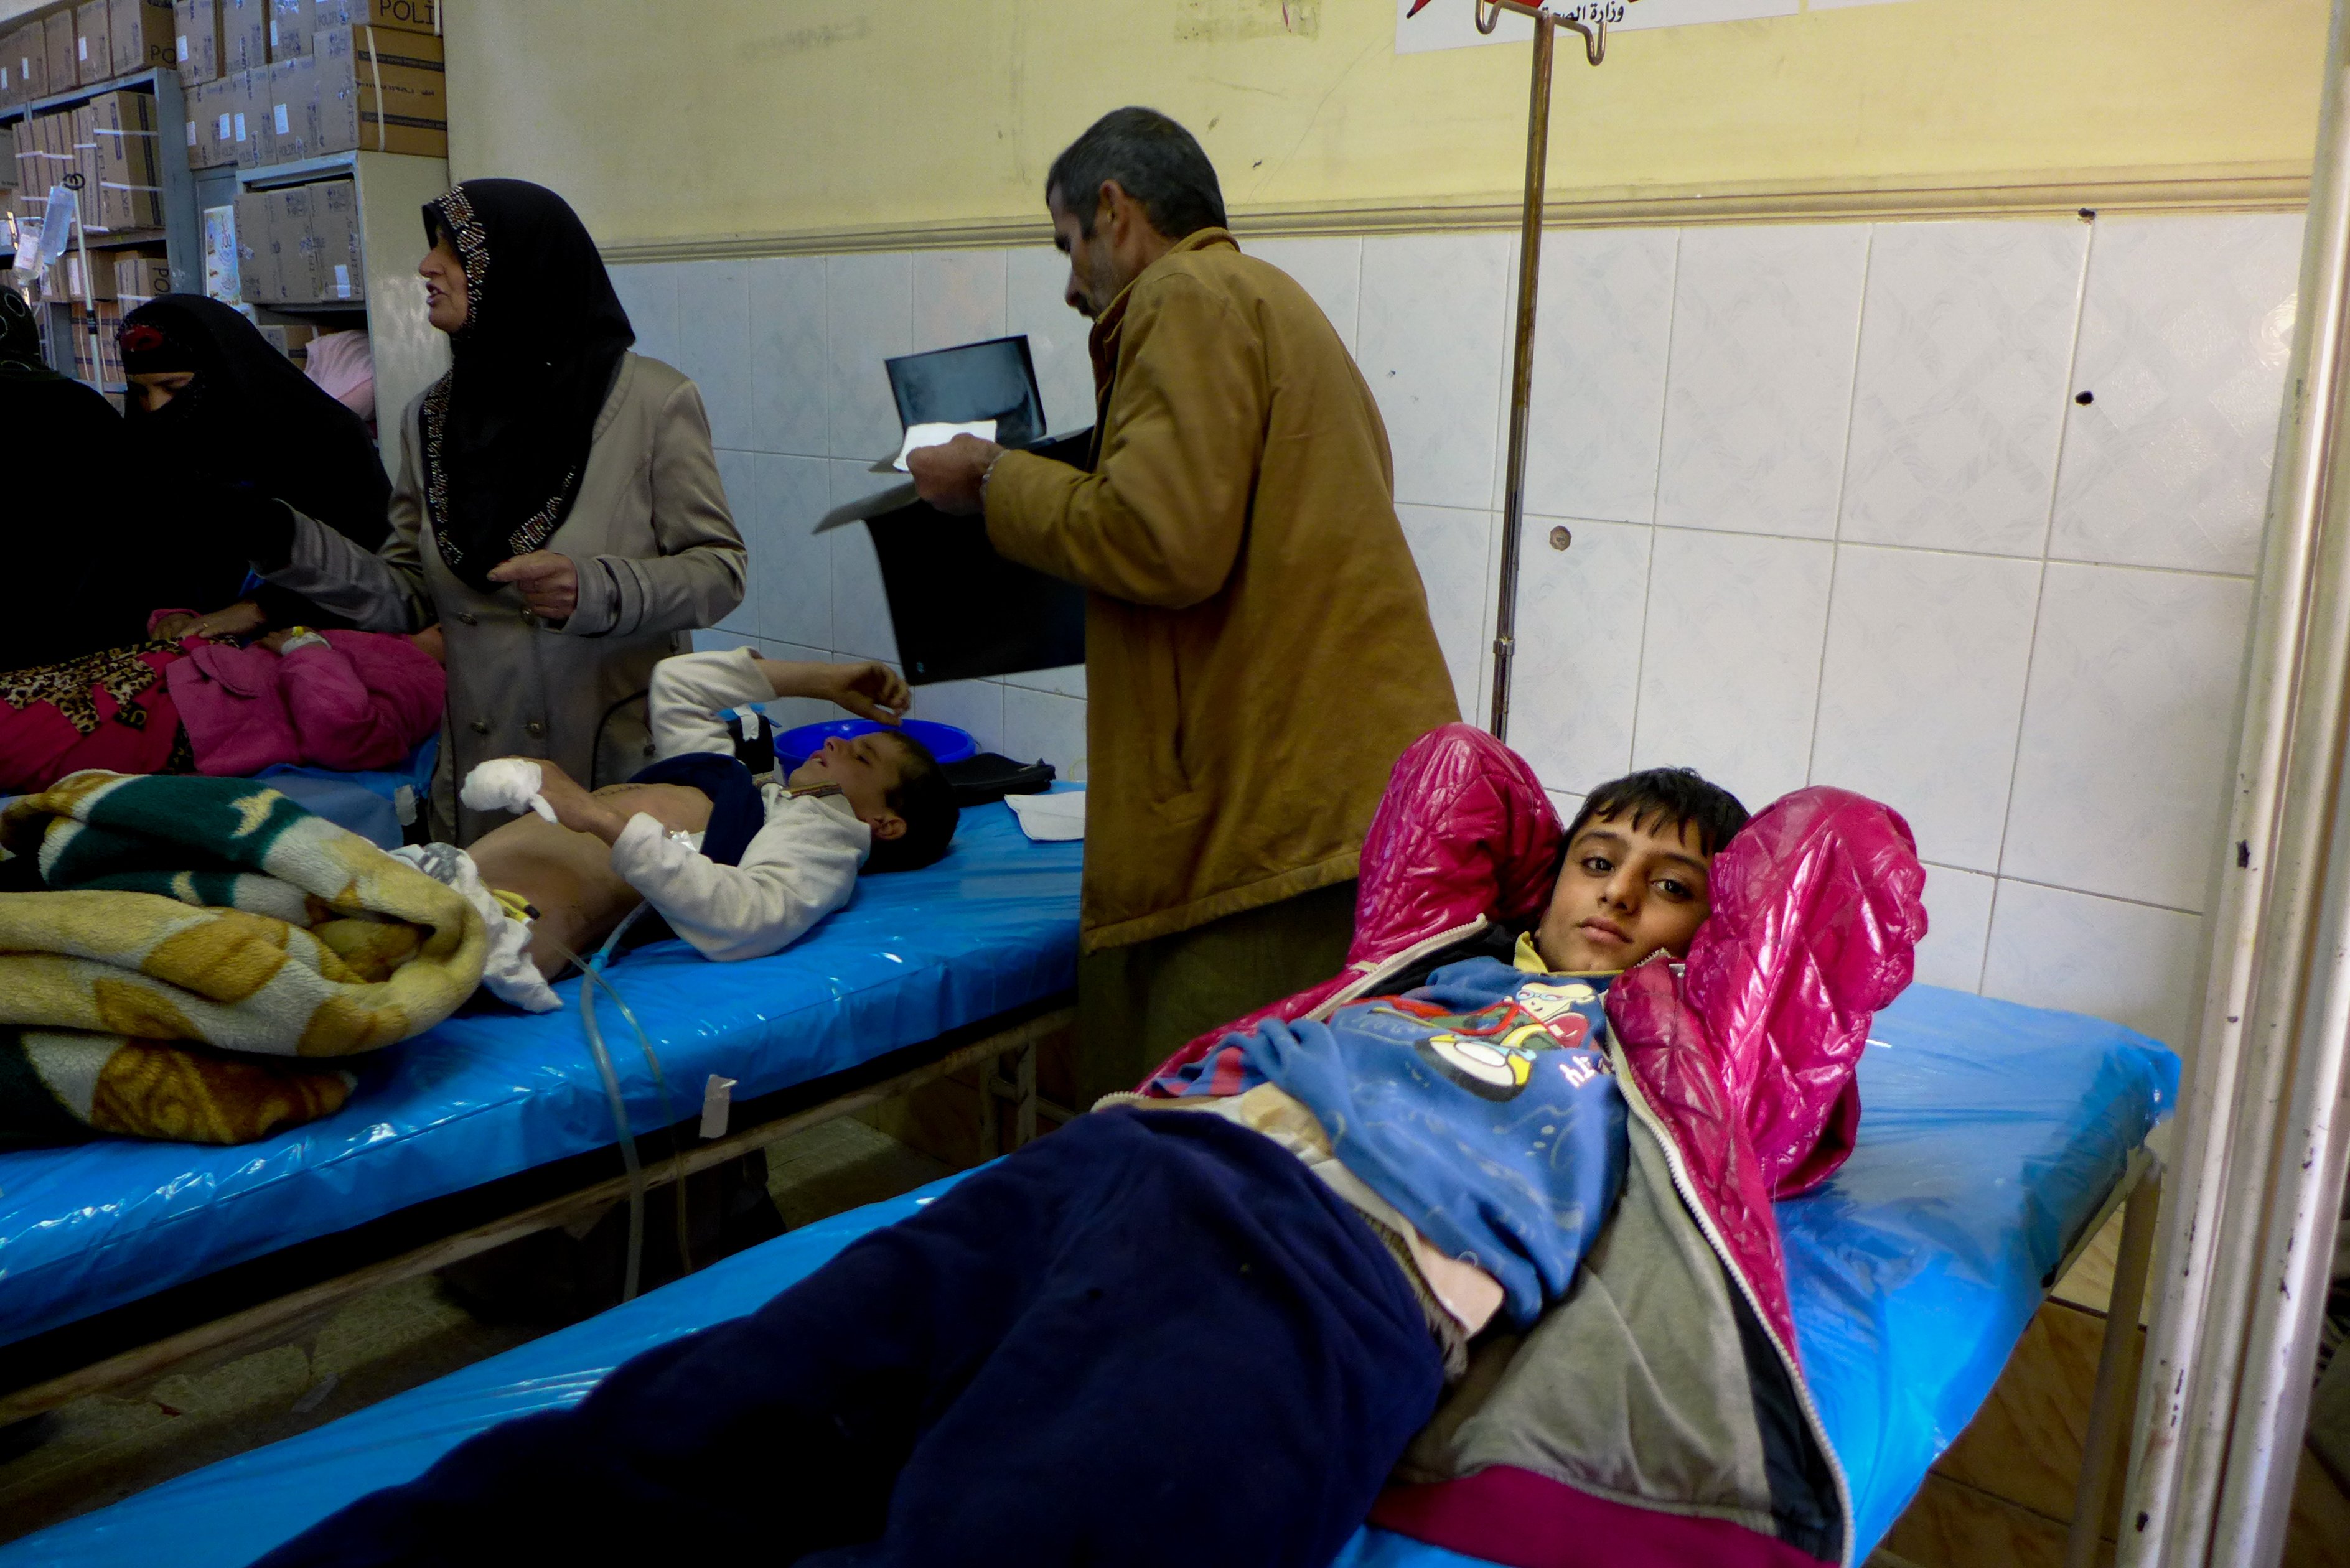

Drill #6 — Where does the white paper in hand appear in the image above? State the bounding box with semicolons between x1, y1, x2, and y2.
891;419;998;473
1006;790;1085;842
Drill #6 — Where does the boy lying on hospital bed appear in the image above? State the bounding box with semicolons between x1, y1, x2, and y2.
406;646;959;1009
257;724;1925;1568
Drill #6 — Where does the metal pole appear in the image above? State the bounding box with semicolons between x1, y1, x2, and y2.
1487;11;1555;741
2119;1;2350;1559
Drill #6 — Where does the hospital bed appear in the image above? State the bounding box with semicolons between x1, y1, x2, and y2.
0;982;2176;1567
0;793;1082;1429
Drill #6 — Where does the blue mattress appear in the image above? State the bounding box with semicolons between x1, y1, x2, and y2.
0;982;2173;1568
0;795;1081;1350
255;736;441;847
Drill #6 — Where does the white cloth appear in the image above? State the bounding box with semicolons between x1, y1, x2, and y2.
1006;790;1085;842
461;757;556;823
390;843;562;1012
624;648;873;963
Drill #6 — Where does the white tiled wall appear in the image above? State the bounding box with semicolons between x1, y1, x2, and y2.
626;209;2303;1057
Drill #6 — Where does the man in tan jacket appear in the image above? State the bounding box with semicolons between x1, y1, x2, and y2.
912;107;1458;1104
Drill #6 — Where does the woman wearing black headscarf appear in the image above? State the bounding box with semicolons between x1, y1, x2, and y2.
244;179;745;842
0;287;181;670
118;294;390;638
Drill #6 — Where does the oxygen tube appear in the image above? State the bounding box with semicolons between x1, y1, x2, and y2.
540;904;693;1302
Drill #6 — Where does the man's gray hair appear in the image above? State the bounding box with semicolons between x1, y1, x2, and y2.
1046;107;1227;240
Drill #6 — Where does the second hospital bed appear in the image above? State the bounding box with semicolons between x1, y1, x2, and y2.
0;793;1084;1420
0;982;2180;1567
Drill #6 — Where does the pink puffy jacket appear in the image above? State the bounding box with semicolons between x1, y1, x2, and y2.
164;632;445;778
1141;721;1927;1356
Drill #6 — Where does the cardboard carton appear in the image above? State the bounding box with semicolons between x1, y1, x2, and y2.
174;0;220;85
312;22;441;157
65;302;95;381
74;1;110;88
263;53;316;161
88;89;162;230
114;250;169;296
267;0;307;58
43;109;77;198
312;174;360;298
97;297;123;383
45;13;77;93
360;0;436;36
221;0;264;74
0;32;19;111
110;0;176;77
184;74;212;166
225;63;263;165
16;23;49;103
269;182;318;299
204;74;240;167
62;246;118;299
231;185;272;300
255;320;316;361
70;105;97;215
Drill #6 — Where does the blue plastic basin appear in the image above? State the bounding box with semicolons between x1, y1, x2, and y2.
775;717;978;775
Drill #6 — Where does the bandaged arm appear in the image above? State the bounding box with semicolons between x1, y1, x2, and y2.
609;791;869;963
647;646;774;758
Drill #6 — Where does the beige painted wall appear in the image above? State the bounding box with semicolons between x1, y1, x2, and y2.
441;0;2327;253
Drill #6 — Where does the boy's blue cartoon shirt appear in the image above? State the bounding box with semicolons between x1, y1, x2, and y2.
1164;956;1628;1327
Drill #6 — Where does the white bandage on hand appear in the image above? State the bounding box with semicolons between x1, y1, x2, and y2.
462;757;558;824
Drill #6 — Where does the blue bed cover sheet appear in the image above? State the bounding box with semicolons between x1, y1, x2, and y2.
0;794;1081;1350
0;982;2174;1567
253;737;441;848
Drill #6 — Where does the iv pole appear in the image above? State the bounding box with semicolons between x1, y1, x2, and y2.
1462;0;1629;741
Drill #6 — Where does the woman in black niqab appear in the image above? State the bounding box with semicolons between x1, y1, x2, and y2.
417;179;635;592
118;294;391;631
0;287;173;670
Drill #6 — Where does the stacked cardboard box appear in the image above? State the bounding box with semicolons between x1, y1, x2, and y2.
312;172;358;296
0;21;39;110
181;5;444;169
73;0;108;85
87;88;162;229
254;319;314;361
312;21;441;156
261;52;316;161
114;249;169;299
229;177;357;303
174;0;219;86
11;90;162;233
110;0;175;77
44;12;74;93
220;0;263;75
229;174;358;302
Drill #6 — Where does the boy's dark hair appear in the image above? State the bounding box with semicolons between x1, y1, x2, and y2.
863;730;960;875
1561;767;1750;864
1046;107;1227;241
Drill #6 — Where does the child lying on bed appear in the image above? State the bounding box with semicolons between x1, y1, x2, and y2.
407;647;959;1009
248;733;1917;1568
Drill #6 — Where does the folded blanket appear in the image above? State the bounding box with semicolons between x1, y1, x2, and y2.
0;771;486;1147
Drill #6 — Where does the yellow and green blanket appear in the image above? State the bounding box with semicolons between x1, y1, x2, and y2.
0;772;486;1147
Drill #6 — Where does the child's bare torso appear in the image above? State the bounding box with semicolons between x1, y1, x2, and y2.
467;782;716;976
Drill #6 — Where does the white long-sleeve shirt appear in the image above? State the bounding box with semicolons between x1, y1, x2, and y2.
605;648;870;963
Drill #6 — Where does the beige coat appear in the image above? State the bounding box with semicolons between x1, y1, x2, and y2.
986;230;1460;951
271;352;746;842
